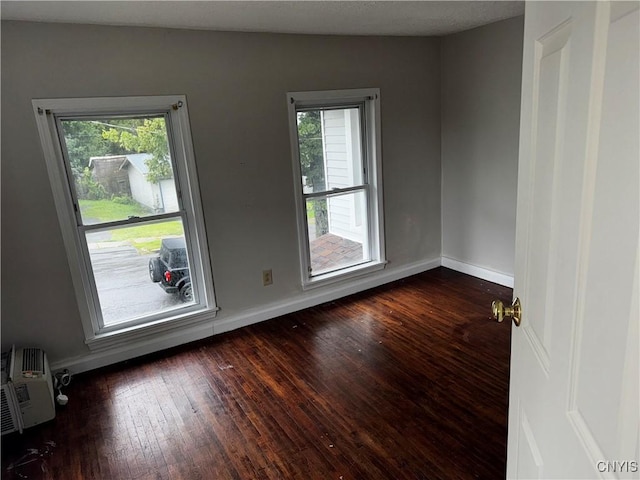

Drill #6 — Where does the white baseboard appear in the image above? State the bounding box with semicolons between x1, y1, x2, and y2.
213;257;441;335
440;256;514;288
50;322;215;373
50;257;441;374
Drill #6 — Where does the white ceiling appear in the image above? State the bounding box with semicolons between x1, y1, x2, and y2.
0;1;524;37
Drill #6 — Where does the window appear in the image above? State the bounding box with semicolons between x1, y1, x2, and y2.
287;89;386;288
33;96;216;348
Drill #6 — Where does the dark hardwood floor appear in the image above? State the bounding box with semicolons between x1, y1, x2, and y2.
2;267;512;479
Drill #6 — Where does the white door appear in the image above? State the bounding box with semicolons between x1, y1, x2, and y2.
507;1;639;478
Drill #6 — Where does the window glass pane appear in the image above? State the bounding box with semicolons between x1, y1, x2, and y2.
306;190;370;276
297;107;363;194
61;116;179;225
86;218;194;326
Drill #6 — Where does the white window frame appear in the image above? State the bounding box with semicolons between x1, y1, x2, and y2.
32;95;217;350
287;88;386;289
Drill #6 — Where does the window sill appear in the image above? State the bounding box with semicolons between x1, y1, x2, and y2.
302;260;387;290
85;306;219;352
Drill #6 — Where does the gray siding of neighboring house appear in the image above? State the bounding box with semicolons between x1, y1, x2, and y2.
323;109;366;244
127;166;155;210
124;154;180;213
157;179;179;213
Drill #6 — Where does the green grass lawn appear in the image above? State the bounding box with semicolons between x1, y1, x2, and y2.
79;199;151;222
112;220;183;254
80;199;182;254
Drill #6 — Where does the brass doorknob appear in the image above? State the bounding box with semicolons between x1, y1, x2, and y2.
492;297;522;327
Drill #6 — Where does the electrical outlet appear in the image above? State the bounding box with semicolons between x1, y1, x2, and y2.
262;269;273;286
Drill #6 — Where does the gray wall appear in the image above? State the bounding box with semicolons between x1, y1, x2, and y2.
441;16;524;277
1;21;441;364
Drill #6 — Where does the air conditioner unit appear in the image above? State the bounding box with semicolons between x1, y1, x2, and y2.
1;346;55;435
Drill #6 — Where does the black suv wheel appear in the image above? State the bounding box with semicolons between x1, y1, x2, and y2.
149;258;162;282
179;282;193;302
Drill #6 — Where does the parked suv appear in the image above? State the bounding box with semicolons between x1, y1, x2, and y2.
149;237;192;302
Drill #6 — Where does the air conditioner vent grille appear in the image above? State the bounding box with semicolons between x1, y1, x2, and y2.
1;388;17;434
22;348;44;374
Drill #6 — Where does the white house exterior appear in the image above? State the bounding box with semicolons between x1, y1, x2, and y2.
321;109;367;249
120;153;178;213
